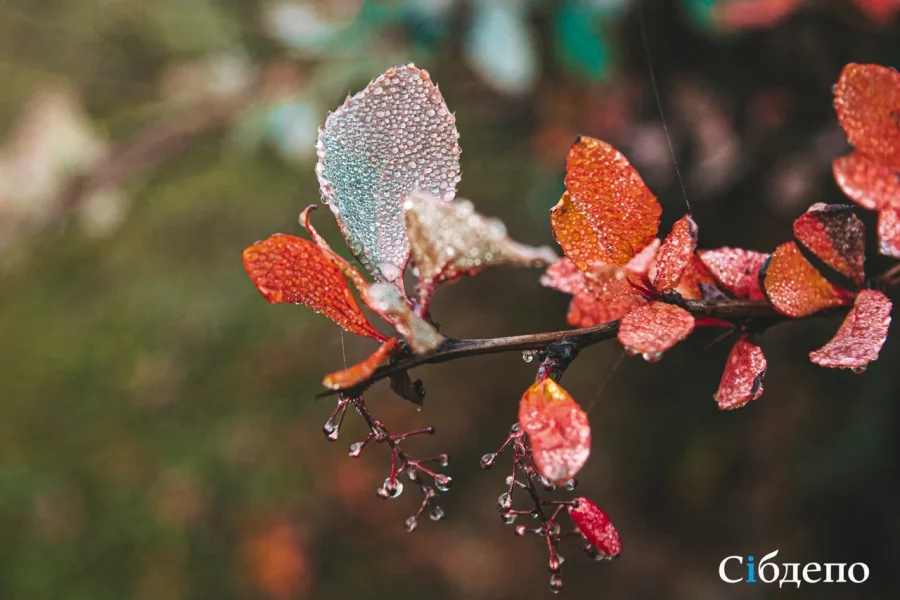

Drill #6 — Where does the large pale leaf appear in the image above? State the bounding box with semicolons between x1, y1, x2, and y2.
315;64;461;284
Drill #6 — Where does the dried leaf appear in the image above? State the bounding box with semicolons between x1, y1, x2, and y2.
568;497;622;559
832;152;900;211
699;247;768;300
561;137;662;266
322;338;398;390
389;370;426;406
653;215;698;290
833;63;900;166
878;207;900;258
810;289;892;369
617;301;695;358
404;191;557;304
363;283;444;354
715;336;766;410
315;64;461;283
242;234;385;340
519;378;591;483
761;242;852;317
793;203;866;286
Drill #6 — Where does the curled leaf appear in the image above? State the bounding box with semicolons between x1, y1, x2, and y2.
833;63;900;166
698;247;768;300
322;338;399;390
315;64;461;283
810;289;892;369
404;191;557;305
242;234;385;341
793;203;865;286
617;301;695;358
832;152;900;211
568;497;622;559
561;137;662;266
653;215;698;291
761;242;852;317
364;283;444;354
878;207;900;258
519;378;591;483
715;336;766;410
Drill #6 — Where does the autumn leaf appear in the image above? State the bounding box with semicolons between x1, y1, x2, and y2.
316;64;461;283
653;215;698;291
242;234;386;341
676;255;722;301
322;338;399;390
698;247;768;300
878;207;900;258
715;336;766;410
761;242;852;317
851;0;900;24
617;301;695;358
403;191;557;306
810;289;892;370
568;497;622;559
793;203;865;287
832;153;900;211
519;378;591;483
833;63;900;166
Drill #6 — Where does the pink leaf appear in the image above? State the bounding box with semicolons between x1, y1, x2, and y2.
878;207;900;259
715;336;767;410
810;289;892;369
698;247;768;300
653;215;698;291
617;301;695;359
568;497;622;558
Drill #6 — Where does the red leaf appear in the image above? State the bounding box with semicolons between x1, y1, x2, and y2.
569;289;644;328
676;255;721;300
878;207;900;258
833;63;900;166
832;152;900;212
541;258;587;295
761;242;852;317
322;338;399;390
568;497;622;558
653;215;698;291
242;234;386;341
851;0;900;24
519;378;591;483
712;0;802;30
698;247;768;300
793;203;866;286
617;301;695;358
550;192;607;271
542;258;646;327
810;289;893;369
715;336;767;410
561;137;662;266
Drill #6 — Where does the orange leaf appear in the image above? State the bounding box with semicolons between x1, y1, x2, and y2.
540;258;587;295
715;336;766;410
878;207;900;258
832;152;900;211
561;137;662;266
833;63;900;166
549;192;607;270
519;378;591;483
761;242;852;317
810;289;892;369
699;247;768;300
542;258;645;326
322;338;399;390
617;301;695;358
793;203;865;287
653;215;698;291
242;234;386;341
676;255;720;300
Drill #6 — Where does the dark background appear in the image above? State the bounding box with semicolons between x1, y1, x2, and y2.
0;0;898;598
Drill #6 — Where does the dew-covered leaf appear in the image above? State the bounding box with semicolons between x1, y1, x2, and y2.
699;247;769;300
761;242;852;317
568;497;622;559
676;255;720;300
549;192;606;271
715;336;766;410
242;234;386;341
878;207;900;258
519;378;591;484
404;191;557;305
322;338;399;390
810;289;892;369
617;301;695;358
793;203;866;286
542;258;645;327
541;258;587;295
653;215;698;291
832;152;900;211
560;137;662;266
315;64;461;283
833;63;900;166
363;283;444;354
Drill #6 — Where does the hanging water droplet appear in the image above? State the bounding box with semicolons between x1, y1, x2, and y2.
433;474;452;492
322;418;336;439
522;350;537;363
642;351;663;363
404;515;418;532
549;555;561;573
437;453;450;467
514;524;528;536
539;476;556;491
497;492;512;511
377;478;404;499
549;574;564;593
564;478;577;491
851;365;867;374
348;441;365;457
623;346;640;357
501;512;517;525
429;506;445;521
509;423;520;433
480;453;497;469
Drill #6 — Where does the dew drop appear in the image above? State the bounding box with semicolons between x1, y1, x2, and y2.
404;515;418;532
433;474;452;492
497;492;512;511
522;350;537;363
539;476;556;491
514;524;528;536
851;365;867;374
642;351;664;363
348;441;365;458
377;478;404;499
623;346;640;357
509;423;520;434
549;574;564;594
549;556;561;573
429;506;445;521
480;453;497;469
564;478;577;491
501;512;517;525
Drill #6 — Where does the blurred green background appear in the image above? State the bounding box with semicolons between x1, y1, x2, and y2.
1;0;899;598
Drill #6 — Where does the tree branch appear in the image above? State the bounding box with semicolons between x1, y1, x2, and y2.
320;298;794;398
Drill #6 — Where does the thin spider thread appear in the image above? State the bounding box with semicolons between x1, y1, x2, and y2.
587;352;625;414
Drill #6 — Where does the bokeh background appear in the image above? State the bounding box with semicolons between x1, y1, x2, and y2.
1;0;899;598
